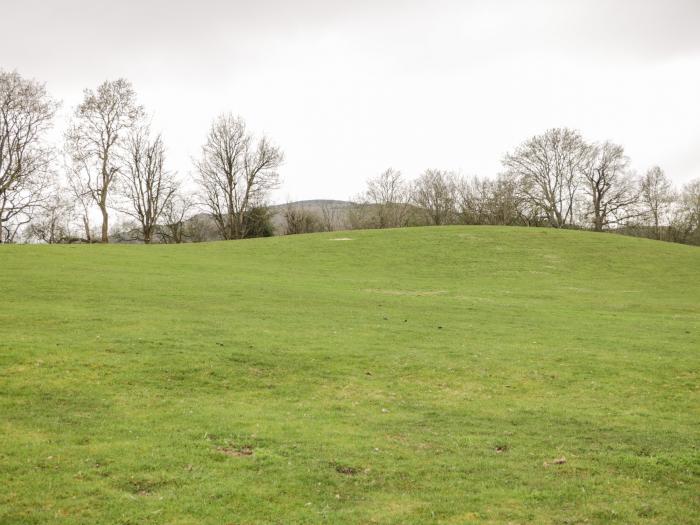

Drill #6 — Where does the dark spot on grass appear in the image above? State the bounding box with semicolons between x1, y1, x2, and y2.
217;445;253;457
495;445;508;453
637;504;657;518
333;463;360;475
543;456;566;467
121;478;171;496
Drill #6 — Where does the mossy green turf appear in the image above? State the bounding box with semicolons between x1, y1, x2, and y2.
1;227;699;524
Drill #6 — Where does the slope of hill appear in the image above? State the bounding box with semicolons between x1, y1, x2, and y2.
1;227;698;524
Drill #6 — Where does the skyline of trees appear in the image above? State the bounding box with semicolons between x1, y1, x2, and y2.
1;68;698;246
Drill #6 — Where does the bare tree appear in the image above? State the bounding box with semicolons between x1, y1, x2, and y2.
361;168;412;228
160;193;196;244
583;141;639;231
456;174;540;226
118;127;177;243
66;161;95;242
672;179;700;244
489;173;539;225
283;203;322;235
318;202;346;232
195;114;283;240
503;128;590;228
27;189;74;243
411;169;458;225
456;176;494;225
640;166;674;240
65;79;143;243
350;168;410;229
0;70;57;243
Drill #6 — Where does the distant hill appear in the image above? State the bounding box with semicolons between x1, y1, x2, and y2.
268;199;354;210
268;199;354;233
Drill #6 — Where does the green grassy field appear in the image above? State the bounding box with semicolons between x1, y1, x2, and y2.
1;226;699;524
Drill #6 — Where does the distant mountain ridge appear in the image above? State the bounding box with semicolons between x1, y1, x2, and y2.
268;199;353;209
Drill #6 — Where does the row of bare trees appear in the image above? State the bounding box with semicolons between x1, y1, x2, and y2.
502;128;698;243
342;128;699;245
2;70;697;246
1;70;283;244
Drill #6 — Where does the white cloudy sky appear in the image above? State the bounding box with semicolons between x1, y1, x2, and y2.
3;0;700;201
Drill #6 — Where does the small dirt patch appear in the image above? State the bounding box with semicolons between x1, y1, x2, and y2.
121;478;170;496
329;238;353;241
332;463;360;475
543;456;566;467
217;445;254;457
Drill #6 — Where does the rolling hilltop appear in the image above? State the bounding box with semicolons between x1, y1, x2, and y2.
1;227;699;524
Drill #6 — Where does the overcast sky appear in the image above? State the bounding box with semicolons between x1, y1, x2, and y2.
3;0;700;201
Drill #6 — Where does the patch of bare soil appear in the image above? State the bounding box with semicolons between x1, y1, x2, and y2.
122;478;170;496
217;445;254;457
543;456;566;467
332;463;361;475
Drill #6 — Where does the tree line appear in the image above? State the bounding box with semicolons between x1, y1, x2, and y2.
1;70;698;246
287;134;700;246
1;71;282;244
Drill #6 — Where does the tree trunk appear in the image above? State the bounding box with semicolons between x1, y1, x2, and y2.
82;216;91;243
593;193;603;231
654;211;661;240
593;206;603;232
100;204;109;243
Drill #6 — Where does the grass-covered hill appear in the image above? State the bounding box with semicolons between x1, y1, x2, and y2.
1;226;698;524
